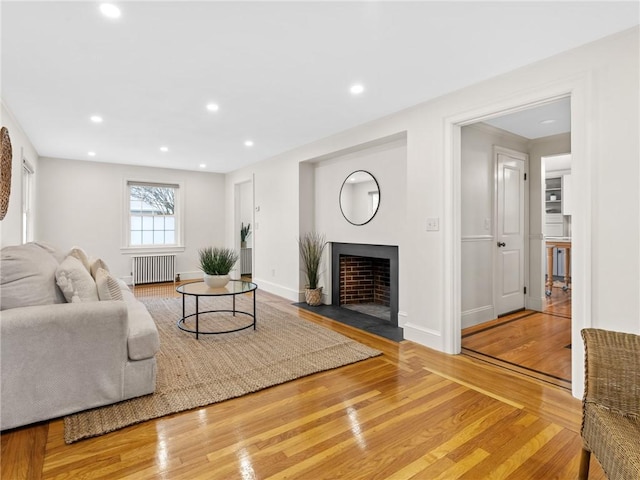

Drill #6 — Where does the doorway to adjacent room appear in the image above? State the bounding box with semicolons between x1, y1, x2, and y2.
459;97;572;389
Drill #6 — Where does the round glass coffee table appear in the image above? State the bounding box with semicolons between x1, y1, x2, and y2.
176;280;258;339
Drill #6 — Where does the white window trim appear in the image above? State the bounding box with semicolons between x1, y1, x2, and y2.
121;178;185;254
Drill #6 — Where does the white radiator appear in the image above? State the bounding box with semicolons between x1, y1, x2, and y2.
241;248;252;275
132;254;175;285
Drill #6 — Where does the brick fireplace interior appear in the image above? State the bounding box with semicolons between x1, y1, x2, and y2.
331;243;399;326
339;256;391;321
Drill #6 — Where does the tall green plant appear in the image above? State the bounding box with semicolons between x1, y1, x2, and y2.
298;232;326;289
198;247;239;275
240;223;251;242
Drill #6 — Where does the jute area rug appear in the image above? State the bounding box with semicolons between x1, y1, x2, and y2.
64;295;381;443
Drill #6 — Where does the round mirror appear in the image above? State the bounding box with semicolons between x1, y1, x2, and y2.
339;170;380;225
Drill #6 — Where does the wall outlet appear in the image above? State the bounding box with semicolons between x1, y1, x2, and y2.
271;269;276;277
426;217;440;231
484;218;491;230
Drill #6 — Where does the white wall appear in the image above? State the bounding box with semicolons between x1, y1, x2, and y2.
36;157;226;281
313;138;406;246
461;123;529;327
226;155;302;300
225;27;640;399
0;102;40;248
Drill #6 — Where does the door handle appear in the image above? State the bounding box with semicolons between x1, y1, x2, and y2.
497;242;506;247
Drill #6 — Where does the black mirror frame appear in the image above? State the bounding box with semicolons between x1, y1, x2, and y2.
339;170;380;226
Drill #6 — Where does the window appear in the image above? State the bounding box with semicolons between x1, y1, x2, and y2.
126;181;181;248
22;160;34;243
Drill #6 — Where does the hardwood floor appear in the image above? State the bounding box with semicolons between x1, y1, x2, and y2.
2;283;604;479
461;286;573;390
543;283;572;318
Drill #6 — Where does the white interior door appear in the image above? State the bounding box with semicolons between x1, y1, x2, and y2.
495;149;527;316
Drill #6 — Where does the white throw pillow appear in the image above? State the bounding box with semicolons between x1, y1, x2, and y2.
0;242;67;310
55;256;99;303
95;267;123;301
68;246;91;272
89;257;110;280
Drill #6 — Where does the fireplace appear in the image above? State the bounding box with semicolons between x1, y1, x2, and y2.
331;243;398;326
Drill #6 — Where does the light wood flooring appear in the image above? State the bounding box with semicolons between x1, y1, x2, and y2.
2;283;604;479
542;283;572;318
462;286;572;390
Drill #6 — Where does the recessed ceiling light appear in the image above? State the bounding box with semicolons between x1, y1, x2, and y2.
206;103;219;112
350;84;365;95
244;140;254;147
540;119;556;124
88;151;96;157
90;115;103;123
199;163;207;168
160;146;169;152
100;3;121;19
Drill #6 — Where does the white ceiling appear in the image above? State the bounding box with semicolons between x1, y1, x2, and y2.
482;97;571;140
2;1;638;173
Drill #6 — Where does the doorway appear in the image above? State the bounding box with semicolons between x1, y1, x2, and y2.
234;179;254;280
459;97;573;389
542;153;572;317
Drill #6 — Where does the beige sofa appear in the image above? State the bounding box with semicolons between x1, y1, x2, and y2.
0;242;160;430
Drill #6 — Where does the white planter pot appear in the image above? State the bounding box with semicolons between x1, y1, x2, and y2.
204;274;230;288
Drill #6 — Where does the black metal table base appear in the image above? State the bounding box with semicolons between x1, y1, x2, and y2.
177;288;257;339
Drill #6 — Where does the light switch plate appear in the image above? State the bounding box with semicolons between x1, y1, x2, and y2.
426;217;440;231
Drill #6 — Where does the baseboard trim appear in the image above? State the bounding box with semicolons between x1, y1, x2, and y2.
403;322;444;351
252;277;300;302
461;305;495;329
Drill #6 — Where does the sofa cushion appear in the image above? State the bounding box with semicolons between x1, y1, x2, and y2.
1;242;66;310
89;257;110;279
117;278;131;292
69;247;91;272
56;256;99;303
95;268;123;301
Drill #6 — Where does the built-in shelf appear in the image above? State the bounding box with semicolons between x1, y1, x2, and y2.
545;177;562;214
544;171;572;237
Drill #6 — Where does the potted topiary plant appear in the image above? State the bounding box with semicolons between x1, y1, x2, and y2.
240;223;251;248
298;232;327;306
198;247;239;288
